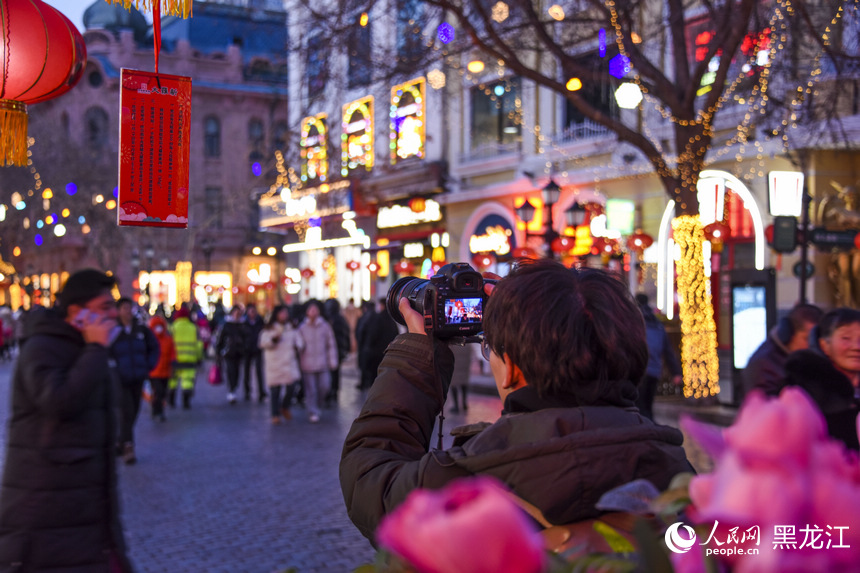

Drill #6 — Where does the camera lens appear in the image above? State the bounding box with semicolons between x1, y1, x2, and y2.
386;277;429;325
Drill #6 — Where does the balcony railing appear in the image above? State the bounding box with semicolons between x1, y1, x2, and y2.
552;119;611;144
460;141;522;163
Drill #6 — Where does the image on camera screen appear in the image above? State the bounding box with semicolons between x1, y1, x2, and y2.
443;298;483;325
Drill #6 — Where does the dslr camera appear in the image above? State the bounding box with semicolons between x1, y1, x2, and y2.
386;263;494;339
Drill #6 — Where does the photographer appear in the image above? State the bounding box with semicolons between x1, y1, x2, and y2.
340;259;692;542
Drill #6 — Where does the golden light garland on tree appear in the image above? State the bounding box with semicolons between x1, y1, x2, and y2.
672;215;720;399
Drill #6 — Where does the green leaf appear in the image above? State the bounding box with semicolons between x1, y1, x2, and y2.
632;518;675;573
668;472;694;491
593;521;636;553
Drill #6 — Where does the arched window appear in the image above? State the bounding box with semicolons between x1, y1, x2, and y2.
84;106;109;149
248;118;264;147
272;122;288;152
204;116;221;157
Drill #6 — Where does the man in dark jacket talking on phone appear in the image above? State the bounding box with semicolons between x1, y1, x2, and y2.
0;269;135;572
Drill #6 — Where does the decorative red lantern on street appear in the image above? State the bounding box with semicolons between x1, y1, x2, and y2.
550;235;576;254
591;236;619;256
345;260;361;272
471;253;495;269
1;0;87;166
626;229;654;254
367;261;380;273
300;268;315;279
512;246;539;259
395;259;416;274
281;276;293;285
704;221;731;252
409;197;426;213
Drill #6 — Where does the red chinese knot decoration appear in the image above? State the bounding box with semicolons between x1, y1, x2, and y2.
395;260;416;274
345;260;361;272
367;262;380;273
0;0;87;166
471;253;495;269
300;268;315;279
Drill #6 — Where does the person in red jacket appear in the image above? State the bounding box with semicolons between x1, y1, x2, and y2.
149;315;177;422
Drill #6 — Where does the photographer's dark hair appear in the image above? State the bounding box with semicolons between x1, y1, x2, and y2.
483;259;647;403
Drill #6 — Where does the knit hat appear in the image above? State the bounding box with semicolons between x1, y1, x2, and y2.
56;269;116;310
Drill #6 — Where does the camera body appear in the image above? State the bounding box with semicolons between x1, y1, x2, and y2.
386;263;493;339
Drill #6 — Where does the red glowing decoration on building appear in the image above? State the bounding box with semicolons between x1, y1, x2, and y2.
345;260;361;271
300;268;315;279
0;0;87;166
395;260;416;274
367;262;380;273
409;197;426;213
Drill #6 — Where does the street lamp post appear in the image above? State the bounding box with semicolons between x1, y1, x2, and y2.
144;244;155;305
201;237;214;272
514;179;587;259
130;249;141;302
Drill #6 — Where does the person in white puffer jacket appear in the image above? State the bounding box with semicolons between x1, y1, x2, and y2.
297;299;338;423
258;305;304;424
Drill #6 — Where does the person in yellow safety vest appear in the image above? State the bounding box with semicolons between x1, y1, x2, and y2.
168;305;203;409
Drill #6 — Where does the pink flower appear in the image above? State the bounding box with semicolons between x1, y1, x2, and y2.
376;476;545;573
679;387;860;573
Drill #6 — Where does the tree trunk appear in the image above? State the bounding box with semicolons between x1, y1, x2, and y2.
671;215;720;398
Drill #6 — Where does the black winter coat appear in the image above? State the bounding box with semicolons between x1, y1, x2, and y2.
340;334;693;542
109;322;160;385
0;308;132;572
784;349;860;450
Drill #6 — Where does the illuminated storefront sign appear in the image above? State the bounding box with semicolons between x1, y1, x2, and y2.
259;180;353;227
468;214;515;255
605;198;635;235
377;198;442;229
390;78;425;164
342;96;374;177
403;242;425;258
301;113;328;183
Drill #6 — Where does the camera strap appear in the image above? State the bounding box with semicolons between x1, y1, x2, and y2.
433;336;482;450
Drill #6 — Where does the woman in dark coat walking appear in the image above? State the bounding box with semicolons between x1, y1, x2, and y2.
0;269;134;572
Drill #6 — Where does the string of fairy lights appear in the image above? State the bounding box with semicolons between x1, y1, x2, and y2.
3;0;851;286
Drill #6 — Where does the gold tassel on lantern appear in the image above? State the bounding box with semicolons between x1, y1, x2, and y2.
105;0;192;18
0;100;28;167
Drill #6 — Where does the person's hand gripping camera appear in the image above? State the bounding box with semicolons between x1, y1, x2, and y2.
398;271;499;336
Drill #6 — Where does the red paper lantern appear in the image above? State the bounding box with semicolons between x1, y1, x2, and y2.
626;230;654;254
512;246;539;259
471;253;495;269
765;224;775;245
591;236;618;255
1;0;87;166
409;197;426;213
345;260;361;271
395;260;416;274
300;268;315;279
550;235;575;253
703;221;731;242
367;261;380;273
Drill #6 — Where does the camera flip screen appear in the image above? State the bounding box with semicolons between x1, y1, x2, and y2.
443;298;483;325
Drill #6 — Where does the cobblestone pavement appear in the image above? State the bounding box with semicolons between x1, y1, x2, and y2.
0;355;505;573
0;353;720;572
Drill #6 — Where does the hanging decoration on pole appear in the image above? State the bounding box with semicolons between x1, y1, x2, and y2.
0;0;87;166
115;0;193;228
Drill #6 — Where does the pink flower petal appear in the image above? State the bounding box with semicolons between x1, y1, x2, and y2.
680;415;726;461
377;477;545;573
